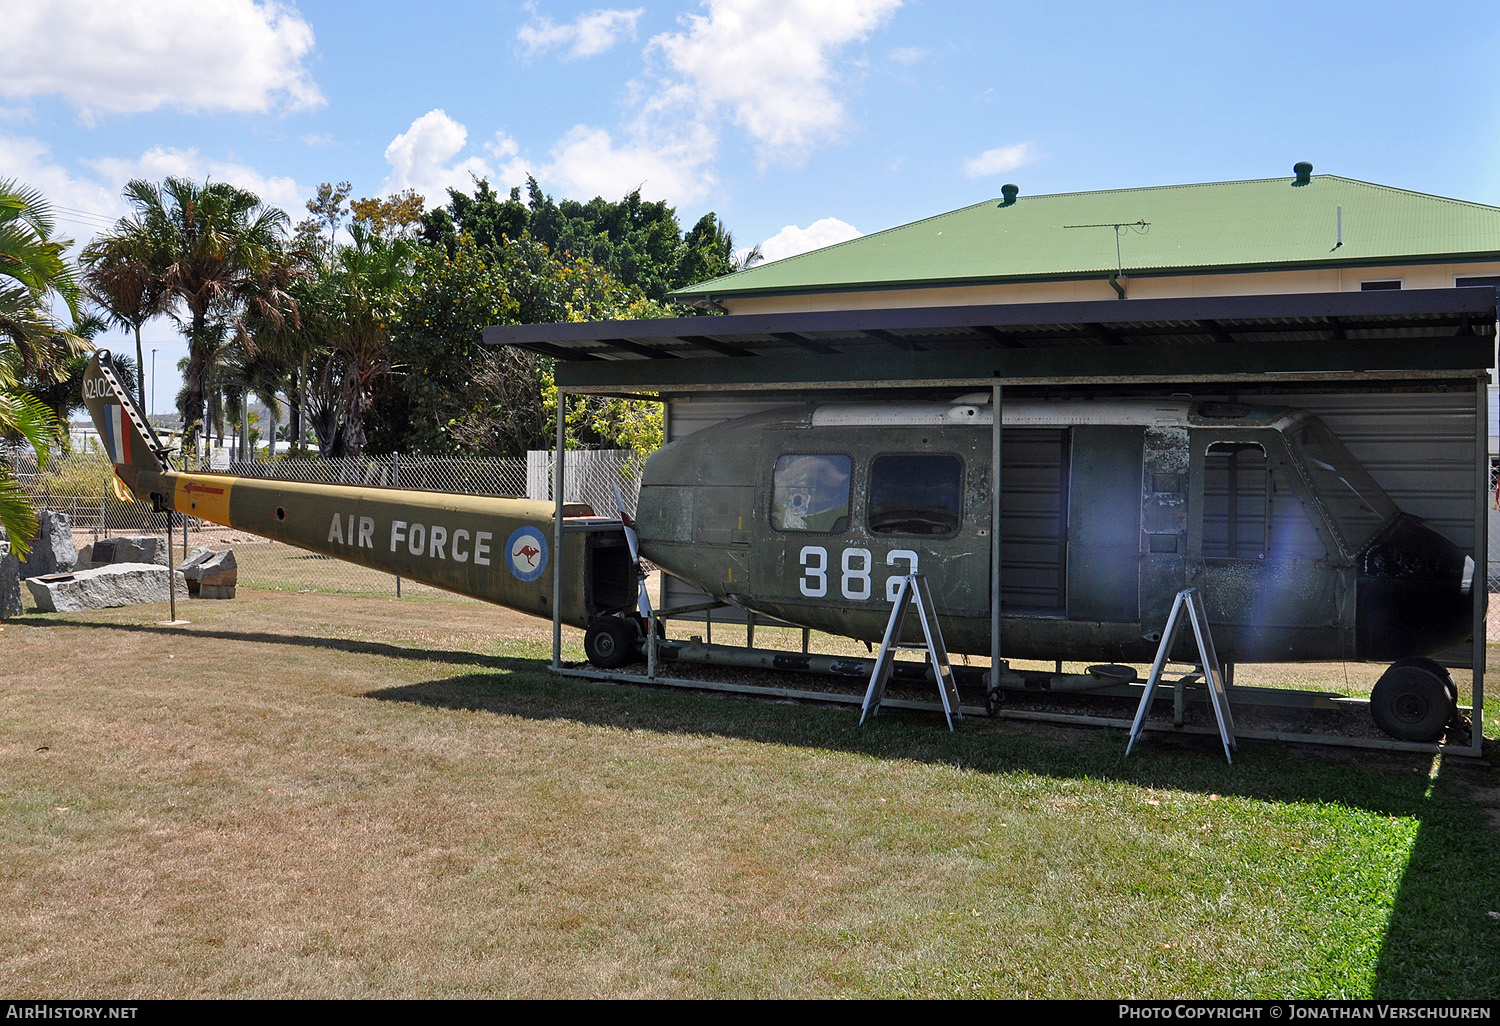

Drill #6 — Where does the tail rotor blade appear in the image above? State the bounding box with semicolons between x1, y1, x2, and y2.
613;481;640;563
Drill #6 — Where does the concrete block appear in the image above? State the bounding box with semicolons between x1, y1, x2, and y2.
25;563;187;612
18;511;77;578
88;535;169;567
182;548;236;599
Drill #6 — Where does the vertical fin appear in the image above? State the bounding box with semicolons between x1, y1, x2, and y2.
81;351;169;474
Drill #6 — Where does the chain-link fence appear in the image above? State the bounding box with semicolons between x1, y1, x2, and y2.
21;447;1500;595
14;448;643;599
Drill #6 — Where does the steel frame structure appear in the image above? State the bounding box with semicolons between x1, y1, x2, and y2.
485;288;1497;756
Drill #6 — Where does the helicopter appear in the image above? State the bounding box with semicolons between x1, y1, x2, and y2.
79;353;1475;743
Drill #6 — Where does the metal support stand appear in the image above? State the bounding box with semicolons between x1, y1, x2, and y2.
861;573;963;730
1127;588;1236;762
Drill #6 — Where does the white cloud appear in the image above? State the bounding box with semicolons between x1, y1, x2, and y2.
378;111;716;208
0;133;308;263
757;217;862;264
0;135;124;244
86;147;306;218
1;0;322;120
379;109;495;203
962;142;1038;179
889;46;926;65
648;0;903;165
541;123;717;205
519;6;645;60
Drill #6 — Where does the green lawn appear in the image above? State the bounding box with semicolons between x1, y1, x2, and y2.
1;590;1496;998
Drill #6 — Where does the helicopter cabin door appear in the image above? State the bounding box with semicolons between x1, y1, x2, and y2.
1066;425;1144;622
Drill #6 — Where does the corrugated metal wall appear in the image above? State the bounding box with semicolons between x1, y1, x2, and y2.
1253;389;1480;554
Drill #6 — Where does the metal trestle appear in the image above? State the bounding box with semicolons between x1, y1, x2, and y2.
1126;587;1237;762
861;573;963;730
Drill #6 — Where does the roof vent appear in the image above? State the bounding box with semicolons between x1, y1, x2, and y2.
999;183;1019;206
1293;161;1313;186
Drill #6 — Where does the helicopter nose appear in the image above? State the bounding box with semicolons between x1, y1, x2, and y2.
1355;516;1475;661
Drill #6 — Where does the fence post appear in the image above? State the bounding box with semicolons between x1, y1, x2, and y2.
393;452;402;598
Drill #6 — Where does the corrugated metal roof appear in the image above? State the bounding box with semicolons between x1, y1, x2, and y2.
670;174;1500;301
485;288;1497;395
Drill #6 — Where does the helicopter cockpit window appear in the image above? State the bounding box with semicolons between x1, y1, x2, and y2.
868;453;963;536
1288;419;1398;554
771;453;851;533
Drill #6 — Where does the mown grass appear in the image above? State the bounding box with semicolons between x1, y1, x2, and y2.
1;591;1497;999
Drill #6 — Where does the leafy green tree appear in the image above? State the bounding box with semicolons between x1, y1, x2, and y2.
349;189;425;240
292;180;351;262
378;233;668;458
95;177;299;453
419;176;743;304
0;180;87;555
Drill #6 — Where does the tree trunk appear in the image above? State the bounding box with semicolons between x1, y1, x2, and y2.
133;323;146;412
290;365;304;456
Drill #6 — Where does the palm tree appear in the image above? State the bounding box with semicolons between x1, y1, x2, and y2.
79;230;167;410
0;179;83;374
21;311;125;453
0;180;87;556
325;223;413;457
277;221;412;458
100;177;298;454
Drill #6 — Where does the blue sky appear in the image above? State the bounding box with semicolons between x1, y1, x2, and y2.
6;0;1498;413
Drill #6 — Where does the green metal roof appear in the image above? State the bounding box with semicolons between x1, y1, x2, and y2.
671;174;1500;301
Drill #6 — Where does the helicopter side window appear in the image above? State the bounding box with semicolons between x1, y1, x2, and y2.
771;453;851;533
1203;441;1327;560
1203;443;1268;558
868;453;963;536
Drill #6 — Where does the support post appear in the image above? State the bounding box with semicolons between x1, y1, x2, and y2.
551;392;567;670
166;511;177;623
1469;373;1488;756
990;382;1002;692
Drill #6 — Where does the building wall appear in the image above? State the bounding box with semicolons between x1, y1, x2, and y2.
718;261;1500;314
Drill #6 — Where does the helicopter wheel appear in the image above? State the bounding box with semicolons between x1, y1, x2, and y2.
1370;660;1457;742
584;616;640;669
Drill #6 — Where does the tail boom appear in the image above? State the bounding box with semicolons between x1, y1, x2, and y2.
81;352;635;627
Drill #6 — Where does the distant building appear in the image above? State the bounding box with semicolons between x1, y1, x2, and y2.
672;163;1500;456
672;162;1500;312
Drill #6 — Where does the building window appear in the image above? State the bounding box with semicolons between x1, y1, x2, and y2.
1360;279;1402;291
1456;275;1500;289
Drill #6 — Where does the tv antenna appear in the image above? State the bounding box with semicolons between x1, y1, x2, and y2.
1063;219;1151;298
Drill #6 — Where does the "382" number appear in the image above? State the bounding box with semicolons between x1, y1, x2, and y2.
798;546;919;601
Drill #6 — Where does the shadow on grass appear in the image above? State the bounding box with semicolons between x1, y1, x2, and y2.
19;615;1499;997
372;669;1500;998
11;616;535;673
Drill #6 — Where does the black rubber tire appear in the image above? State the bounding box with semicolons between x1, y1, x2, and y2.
584;617;639;669
1370;663;1456;742
1385;657;1460;706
